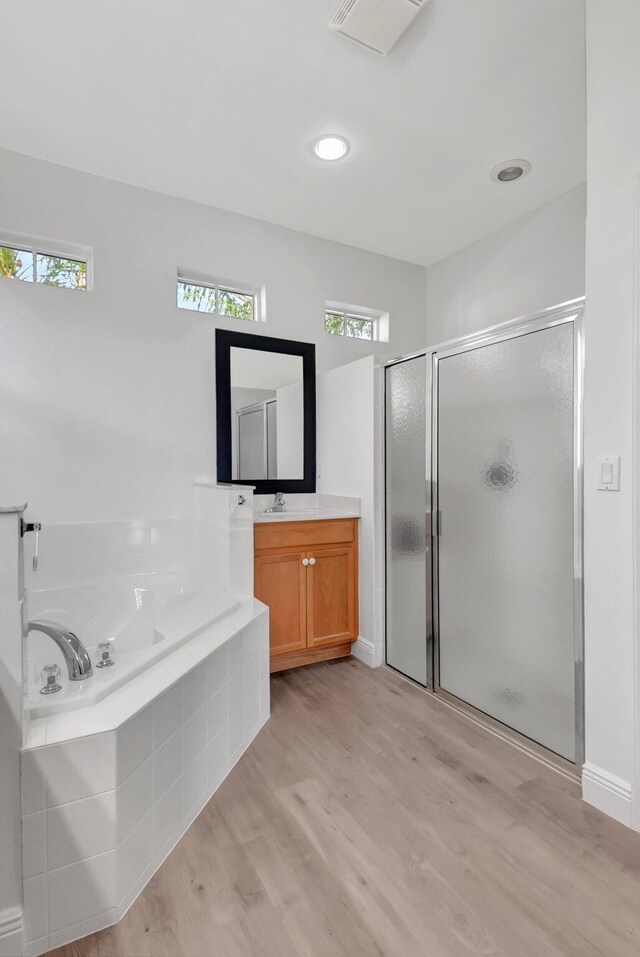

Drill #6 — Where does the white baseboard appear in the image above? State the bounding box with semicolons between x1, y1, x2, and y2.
351;636;378;668
0;907;22;957
582;762;633;827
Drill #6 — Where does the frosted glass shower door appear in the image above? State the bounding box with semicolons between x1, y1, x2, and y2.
385;356;428;685
436;323;578;761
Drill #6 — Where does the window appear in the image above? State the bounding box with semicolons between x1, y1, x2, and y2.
218;288;255;321
177;274;259;321
0;243;87;290
325;300;389;342
325;309;374;340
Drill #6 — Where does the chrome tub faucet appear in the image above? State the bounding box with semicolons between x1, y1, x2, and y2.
28;620;93;681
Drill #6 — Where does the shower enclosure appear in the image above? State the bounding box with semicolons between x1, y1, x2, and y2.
235;400;278;480
385;301;584;766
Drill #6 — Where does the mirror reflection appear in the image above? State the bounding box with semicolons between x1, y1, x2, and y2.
230;347;304;481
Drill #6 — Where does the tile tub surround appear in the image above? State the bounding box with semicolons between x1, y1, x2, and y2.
20;604;269;955
23;484;255;598
193;482;255;598
22;483;257;726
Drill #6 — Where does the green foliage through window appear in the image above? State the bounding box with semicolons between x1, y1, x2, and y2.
325;310;374;340
324;312;344;335
218;288;254;320
0;246;34;281
177;281;217;313
177;279;256;320
36;254;86;289
346;316;373;339
0;245;86;290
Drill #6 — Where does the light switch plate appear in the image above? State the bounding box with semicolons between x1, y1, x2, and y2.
597;455;620;491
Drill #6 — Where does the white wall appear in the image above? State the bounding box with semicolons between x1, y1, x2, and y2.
230;388;275;411
426;184;586;345
0;148;426;526
581;0;640;827
317;356;383;665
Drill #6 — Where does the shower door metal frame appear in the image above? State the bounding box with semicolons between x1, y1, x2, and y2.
430;298;585;767
235;398;278;481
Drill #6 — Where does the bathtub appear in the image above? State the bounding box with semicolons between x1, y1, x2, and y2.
17;489;270;955
22;595;270;955
26;572;240;716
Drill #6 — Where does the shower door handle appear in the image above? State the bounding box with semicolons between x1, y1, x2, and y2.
431;511;442;537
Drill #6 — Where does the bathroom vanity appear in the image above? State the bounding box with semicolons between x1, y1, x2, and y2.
254;514;359;672
215;328;360;672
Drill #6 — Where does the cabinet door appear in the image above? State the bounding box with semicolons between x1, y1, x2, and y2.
255;551;307;657
306;545;357;649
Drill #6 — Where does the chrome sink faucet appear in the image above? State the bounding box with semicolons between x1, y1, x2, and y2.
265;491;286;513
28;620;93;681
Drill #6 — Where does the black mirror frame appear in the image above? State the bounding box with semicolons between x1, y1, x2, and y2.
215;328;316;494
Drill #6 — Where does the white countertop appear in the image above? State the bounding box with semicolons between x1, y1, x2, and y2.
252;492;360;524
254;507;360;523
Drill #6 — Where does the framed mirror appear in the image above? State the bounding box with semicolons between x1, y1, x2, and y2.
215;329;316;494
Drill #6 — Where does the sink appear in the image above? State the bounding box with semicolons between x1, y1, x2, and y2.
258;508;325;521
254;507;357;523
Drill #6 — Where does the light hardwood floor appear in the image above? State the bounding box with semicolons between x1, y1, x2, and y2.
49;659;640;957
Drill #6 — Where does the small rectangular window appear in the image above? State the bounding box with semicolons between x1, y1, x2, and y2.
177;275;258;321
36;253;87;290
345;315;373;340
218;288;255;321
325;300;388;342
325;309;376;341
1;242;88;291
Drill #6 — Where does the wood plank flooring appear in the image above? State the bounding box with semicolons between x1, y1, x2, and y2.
49;659;640;957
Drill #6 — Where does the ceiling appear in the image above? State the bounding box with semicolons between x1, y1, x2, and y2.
0;0;586;266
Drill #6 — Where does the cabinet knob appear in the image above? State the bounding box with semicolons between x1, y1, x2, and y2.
308;557;316;566
302;558;309;566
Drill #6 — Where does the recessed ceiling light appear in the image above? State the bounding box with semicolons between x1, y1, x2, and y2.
490;159;532;183
313;135;350;161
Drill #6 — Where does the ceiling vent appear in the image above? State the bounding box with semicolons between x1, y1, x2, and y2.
329;0;429;56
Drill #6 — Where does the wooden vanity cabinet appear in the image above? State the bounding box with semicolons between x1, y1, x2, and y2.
254;518;359;673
